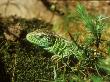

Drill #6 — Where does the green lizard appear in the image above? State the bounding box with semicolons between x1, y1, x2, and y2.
26;29;84;61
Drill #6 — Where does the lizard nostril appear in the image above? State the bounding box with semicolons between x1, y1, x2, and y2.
26;33;33;41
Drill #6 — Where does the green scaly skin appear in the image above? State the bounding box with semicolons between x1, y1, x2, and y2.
26;29;83;60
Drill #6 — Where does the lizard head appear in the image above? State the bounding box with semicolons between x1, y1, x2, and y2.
26;30;56;48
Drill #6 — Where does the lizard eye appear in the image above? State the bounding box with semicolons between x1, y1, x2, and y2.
39;35;44;38
39;34;47;38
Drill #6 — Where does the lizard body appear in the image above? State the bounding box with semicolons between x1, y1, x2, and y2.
26;29;83;60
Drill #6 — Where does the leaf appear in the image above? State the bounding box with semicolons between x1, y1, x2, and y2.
90;75;103;82
98;57;110;74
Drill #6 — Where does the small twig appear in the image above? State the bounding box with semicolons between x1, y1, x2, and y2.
94;65;101;77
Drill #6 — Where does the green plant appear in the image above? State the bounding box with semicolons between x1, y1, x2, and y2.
76;3;109;48
26;3;110;82
53;3;110;82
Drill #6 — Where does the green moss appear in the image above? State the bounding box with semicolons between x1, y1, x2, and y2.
0;16;54;82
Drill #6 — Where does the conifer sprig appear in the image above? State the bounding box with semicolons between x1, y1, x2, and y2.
76;3;108;48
